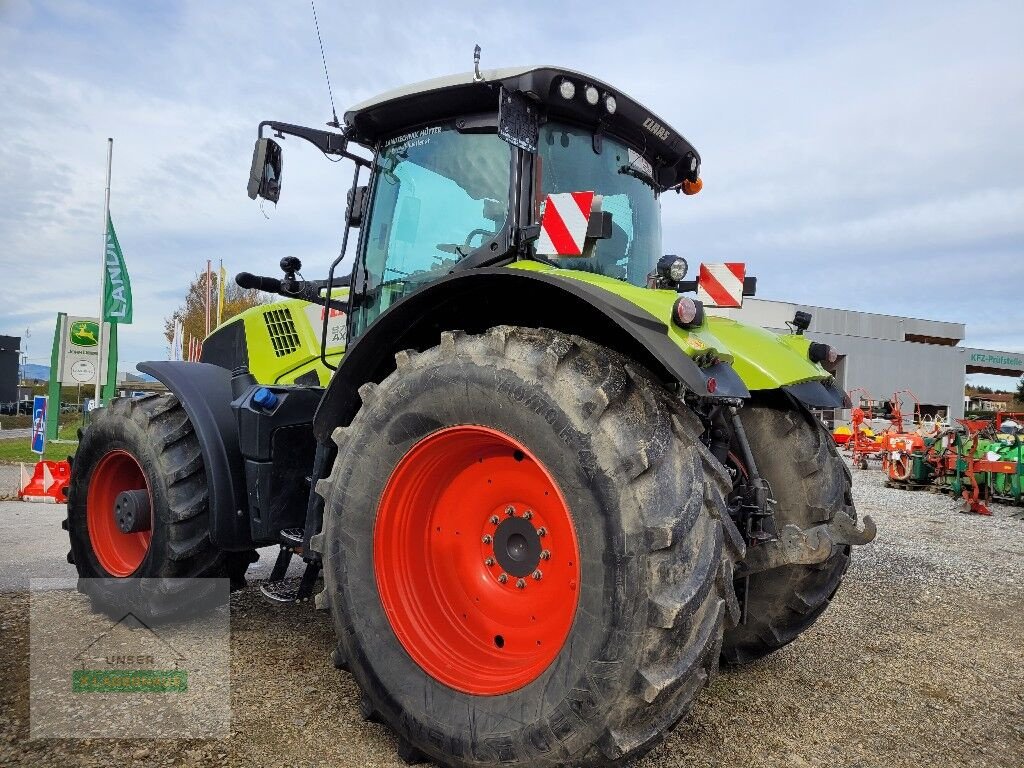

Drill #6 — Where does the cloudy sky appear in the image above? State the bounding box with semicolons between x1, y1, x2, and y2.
1;1;1021;387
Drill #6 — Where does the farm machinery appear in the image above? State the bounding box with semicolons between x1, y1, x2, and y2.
64;63;876;767
837;388;939;471
885;416;1024;515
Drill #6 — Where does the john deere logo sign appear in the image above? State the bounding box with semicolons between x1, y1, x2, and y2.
69;321;99;348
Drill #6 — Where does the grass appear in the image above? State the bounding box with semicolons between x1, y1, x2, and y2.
0;412;84;433
0;439;77;464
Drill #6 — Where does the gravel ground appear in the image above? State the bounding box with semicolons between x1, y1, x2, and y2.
1;466;1022;767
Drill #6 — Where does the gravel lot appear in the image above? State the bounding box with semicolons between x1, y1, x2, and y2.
1;466;1022;767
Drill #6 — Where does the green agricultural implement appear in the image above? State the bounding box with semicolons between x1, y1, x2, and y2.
65;64;875;767
890;419;1024;514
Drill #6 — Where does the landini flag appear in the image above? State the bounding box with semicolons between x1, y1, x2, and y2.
103;214;133;323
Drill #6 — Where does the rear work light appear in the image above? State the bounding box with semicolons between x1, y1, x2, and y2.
808;342;839;365
672;296;705;329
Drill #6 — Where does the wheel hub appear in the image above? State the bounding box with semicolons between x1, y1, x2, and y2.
114;489;152;534
490;514;541;578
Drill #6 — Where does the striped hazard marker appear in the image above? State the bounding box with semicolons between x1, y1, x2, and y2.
697;263;746;308
535;191;595;256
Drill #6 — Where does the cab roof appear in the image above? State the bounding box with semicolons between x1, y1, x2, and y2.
344;66;701;188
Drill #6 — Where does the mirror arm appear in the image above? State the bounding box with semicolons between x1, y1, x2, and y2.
258;120;371;167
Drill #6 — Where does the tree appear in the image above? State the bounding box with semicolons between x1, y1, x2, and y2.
1017;377;1024;402
163;270;264;349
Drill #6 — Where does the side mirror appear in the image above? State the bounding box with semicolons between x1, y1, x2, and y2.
247;138;283;202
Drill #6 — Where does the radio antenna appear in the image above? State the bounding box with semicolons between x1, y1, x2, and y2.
310;0;340;128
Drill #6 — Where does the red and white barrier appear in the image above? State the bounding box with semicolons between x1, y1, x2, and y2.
19;460;71;503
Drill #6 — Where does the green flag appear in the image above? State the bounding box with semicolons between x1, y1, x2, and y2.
103;214;132;323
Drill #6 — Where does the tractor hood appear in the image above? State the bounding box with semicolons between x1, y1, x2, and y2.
345;66;701;189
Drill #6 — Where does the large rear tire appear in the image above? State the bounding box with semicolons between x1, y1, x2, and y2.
65;394;238;617
721;399;855;664
315;327;743;767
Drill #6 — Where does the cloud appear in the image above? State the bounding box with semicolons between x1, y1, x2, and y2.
0;0;1021;376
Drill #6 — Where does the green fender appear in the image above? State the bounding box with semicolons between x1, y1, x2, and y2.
509;261;837;395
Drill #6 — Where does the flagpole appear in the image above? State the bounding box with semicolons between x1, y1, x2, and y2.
217;259;224;327
95;138;113;405
205;260;212;337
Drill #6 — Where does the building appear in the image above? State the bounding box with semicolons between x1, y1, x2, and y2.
710;299;1023;422
965;392;1015;413
0;335;20;405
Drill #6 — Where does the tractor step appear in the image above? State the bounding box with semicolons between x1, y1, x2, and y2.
259;560;322;605
259;577;306;604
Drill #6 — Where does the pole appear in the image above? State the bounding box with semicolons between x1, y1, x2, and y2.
217;258;223;327
205;259;212;337
95;138;113;405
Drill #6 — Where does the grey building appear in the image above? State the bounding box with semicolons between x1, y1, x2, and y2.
709;299;1023;422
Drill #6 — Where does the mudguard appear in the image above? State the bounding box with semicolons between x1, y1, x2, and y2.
313;267;748;440
512;262;844;409
703;317;847;408
137;361;252;550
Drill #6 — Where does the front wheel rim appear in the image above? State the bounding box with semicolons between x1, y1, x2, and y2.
85;450;152;577
374;425;580;695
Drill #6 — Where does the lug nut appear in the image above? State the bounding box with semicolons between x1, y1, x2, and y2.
482;535;492;544
498;573;508;584
489;515;500;525
505;505;515;516
485;557;495;566
523;510;533;520
540;549;551;560
537;527;547;537
516;578;526;589
532;570;543;580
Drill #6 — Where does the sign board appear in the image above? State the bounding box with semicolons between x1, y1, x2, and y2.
57;316;110;386
964;348;1024;373
31;395;47;454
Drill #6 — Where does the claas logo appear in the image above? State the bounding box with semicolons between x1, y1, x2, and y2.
70;321;100;347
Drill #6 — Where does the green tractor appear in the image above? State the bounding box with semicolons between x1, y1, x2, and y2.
66;64;875;766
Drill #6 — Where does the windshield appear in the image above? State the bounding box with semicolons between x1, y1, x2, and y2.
352;126;512;335
534;123;663;286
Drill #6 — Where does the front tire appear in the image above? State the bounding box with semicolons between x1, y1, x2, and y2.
66;394;230;617
721;399;855;664
316;327;743;767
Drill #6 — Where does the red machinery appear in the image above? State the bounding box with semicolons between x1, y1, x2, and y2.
881;390;926;482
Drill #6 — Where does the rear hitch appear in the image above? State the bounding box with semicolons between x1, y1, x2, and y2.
736;512;877;577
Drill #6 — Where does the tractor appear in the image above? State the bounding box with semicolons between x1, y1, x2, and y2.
65;64;875;767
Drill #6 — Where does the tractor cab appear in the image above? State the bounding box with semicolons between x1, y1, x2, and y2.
248;66;704;340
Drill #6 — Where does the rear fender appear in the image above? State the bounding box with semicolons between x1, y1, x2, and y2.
313;268;749;440
704;317;848;408
137;361;252;550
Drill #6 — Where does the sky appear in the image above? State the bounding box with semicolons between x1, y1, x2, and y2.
1;0;1022;388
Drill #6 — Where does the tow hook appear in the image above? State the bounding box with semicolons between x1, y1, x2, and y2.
737;513;877;576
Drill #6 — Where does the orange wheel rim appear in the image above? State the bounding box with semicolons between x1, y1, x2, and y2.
86;450;152;577
374;426;580;695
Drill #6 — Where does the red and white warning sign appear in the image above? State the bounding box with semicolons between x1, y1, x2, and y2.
697;263;746;308
535;191;595;256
